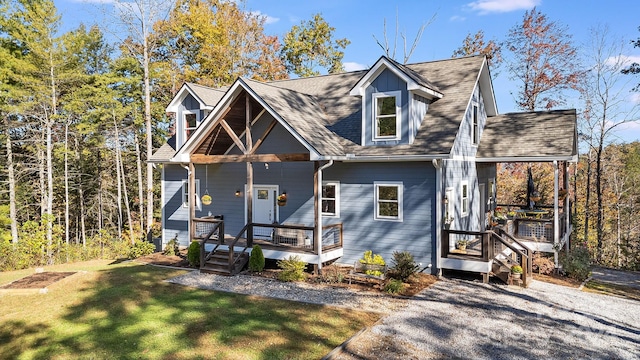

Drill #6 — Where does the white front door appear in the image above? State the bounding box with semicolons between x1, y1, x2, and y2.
249;185;278;237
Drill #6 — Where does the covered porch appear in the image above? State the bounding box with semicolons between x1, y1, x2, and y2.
176;81;342;274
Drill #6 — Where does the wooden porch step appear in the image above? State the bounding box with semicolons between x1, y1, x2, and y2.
200;250;249;276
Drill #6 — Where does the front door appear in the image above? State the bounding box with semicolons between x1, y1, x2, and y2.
250;185;278;237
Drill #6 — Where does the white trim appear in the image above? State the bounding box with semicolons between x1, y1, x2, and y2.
471;102;479;146
451;155;477;161
182;109;199;146
476;155;579;163
374;181;403;222
182;179;201;211
161;166;166;249
488;177;496;208
444;187;454;225
349;57;443;99
166;83;212;113
372;90;402;141
460;180;469;217
321;181;340;217
172;78;320;163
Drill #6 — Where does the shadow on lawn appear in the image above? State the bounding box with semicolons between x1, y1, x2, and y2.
42;264;372;359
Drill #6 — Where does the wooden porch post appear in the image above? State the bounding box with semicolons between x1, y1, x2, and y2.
189;162;196;241
314;162;322;272
553;160;559;267
564;161;570;252
245;94;253;246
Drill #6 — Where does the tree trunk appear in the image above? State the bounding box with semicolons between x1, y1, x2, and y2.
144;31;154;242
4;116;19;244
64;120;70;247
114;114;123;240
584;149;592;245
596;143;604;263
75;137;86;247
134;131;144;238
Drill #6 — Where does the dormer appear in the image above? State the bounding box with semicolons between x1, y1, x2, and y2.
166;83;216;149
350;56;443;146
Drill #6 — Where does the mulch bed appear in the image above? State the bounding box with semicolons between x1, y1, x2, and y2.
137;252;437;297
1;272;76;289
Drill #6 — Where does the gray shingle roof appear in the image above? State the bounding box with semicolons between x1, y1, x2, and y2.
149;137;176;162
154;54;575;161
477;109;577;159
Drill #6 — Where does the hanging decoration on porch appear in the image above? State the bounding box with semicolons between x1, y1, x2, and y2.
201;165;212;206
277;192;287;206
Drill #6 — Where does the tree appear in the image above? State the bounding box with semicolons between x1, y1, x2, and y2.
505;7;581;111
622;26;640;91
281;13;350;77
108;0;173;240
153;0;287;87
578;26;640;262
452;30;502;72
373;12;436;64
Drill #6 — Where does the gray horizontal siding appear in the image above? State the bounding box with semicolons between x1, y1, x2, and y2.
325;162;436;270
163;164;189;246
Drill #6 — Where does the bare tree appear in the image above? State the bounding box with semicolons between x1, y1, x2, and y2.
579;26;640;262
373;11;436;64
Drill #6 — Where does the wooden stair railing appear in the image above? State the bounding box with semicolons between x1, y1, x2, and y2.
198;220;224;268
488;230;531;287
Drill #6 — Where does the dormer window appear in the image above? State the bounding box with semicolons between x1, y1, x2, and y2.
373;91;401;141
184;110;199;140
471;103;479;146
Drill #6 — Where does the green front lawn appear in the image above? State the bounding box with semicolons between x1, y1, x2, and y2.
0;260;379;359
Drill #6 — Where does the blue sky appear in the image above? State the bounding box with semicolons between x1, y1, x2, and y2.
55;0;640;142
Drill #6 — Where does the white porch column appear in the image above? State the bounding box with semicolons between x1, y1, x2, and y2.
189;162;196;241
314;162;322;271
553;160;559;267
433;159;443;275
564;162;570;252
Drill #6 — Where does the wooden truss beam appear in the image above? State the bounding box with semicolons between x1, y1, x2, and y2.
191;153;310;164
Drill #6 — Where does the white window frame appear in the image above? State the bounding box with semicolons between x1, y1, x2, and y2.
445;187;454;224
372;91;402;141
182;179;201;211
183;109;199;141
460;180;469;217
471;103;479;146
322;181;340;217
488;178;495;207
374;181;403;221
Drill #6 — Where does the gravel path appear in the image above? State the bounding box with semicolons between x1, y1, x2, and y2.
168;271;640;359
168;271;409;314
361;278;640;360
591;266;640;291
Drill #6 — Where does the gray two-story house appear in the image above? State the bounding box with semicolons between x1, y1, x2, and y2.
150;55;577;283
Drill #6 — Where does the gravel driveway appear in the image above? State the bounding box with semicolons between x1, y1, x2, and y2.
353;278;640;360
168;271;640;359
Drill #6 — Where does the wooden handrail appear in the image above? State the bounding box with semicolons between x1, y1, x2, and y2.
489;230;530;287
197;220;223;269
227;223;250;272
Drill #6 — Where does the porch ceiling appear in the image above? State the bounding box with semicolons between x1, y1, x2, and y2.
193;92;263;156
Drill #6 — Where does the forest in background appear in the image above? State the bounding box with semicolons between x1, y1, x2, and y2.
1;0;639;270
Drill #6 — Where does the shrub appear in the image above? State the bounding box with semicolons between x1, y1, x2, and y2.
249;245;265;272
187;241;201;267
533;253;555;275
511;265;523;274
384;279;405;294
388;251;420;282
359;250;385;276
128;241;155;259
163;236;179;256
277;255;307;282
560;243;591;281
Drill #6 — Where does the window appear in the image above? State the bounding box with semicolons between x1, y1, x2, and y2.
322;182;340;217
184;111;198;140
182;179;201;211
488;178;495;206
373;91;401;140
461;180;469;216
471;104;479;145
374;182;403;221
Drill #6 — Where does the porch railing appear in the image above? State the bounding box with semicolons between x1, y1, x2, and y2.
502;213;566;243
442;228;531;287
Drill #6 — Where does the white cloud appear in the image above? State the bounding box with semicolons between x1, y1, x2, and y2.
467;0;541;14
71;0;117;4
250;11;279;25
606;54;640;67
449;15;466;22
343;62;368;72
630;93;640;104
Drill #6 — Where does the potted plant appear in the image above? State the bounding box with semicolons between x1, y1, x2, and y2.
277;192;287;206
443;215;454;229
455;239;469;251
511;265;523;280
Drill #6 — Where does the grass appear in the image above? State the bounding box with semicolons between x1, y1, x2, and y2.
583;280;640;301
0;260;380;359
